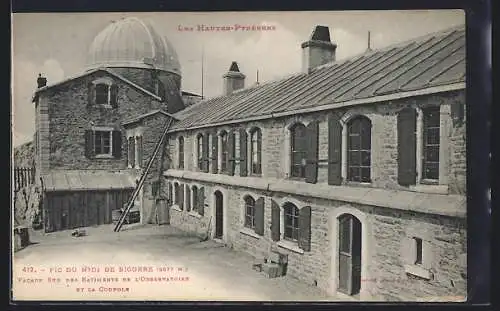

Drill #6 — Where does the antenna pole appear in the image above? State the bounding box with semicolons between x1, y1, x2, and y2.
368;31;371;50
201;45;204;99
256;69;259;85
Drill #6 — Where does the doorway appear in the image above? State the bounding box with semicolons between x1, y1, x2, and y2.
214;190;224;239
338;213;362;296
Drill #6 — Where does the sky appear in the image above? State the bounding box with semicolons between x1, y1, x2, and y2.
11;10;465;147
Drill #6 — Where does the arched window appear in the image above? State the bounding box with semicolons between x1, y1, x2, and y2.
197;134;203;170
347;116;371;182
250;128;262;175
283;202;300;241
178;136;184;169
220;131;228;173
244;196;256;229
290;123;307;178
174;183;180;205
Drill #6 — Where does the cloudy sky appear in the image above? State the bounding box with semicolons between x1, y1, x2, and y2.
11;10;465;147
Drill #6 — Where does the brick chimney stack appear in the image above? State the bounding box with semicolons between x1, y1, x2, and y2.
37;73;47;88
301;26;337;73
223;61;245;96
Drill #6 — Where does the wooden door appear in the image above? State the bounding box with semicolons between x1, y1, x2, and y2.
338;214;362;296
215;191;223;239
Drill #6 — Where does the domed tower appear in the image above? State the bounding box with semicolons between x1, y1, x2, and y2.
86;17;182;105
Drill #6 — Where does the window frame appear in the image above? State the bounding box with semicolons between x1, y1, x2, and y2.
92;127;113;157
283;202;300;242
220;131;228;173
346;116;372;183
191;185;199;213
250;128;262;175
421;107;440;182
178;136;185;169
243;196;256;229
290;123;307;179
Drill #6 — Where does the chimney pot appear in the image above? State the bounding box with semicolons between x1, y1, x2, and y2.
37;73;47;88
301;25;337;73
223;61;245;96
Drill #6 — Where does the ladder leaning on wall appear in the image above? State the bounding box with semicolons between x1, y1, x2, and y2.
113;117;174;232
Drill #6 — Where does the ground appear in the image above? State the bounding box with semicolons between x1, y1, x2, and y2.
12;224;338;301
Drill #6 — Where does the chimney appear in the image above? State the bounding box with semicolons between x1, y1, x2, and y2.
223;61;245;96
301;26;337;73
37;73;47;88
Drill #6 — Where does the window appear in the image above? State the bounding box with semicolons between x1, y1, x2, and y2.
347;116;371;182
127;137;135;167
244;196;256;229
192;186;198;212
95;130;112;155
178;136;184;169
250;128;262;175
414;237;423;265
96;84;109;106
290;123;307;178
151;180;160;197
136;136;143;168
220;131;228;172
174;183;184;210
422;107;440;181
197;134;203;170
283;203;300;241
174;183;180;204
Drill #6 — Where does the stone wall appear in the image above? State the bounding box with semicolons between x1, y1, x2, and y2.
41;70;167;171
167;90;466;194
165;178;467;301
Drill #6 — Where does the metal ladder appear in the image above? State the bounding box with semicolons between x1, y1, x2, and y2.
113;117;174;232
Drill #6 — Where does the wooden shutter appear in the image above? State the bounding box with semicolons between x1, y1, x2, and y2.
112;130;122;159
167;183;172;205
298;206;312;252
402;236;417;265
110;84;119;108
179;184;184;210
328;113;342;185
305;121;319;183
202;133;209;172
211;131;219;173
185;186;191;212
256;130;262;174
87;82;95;107
228;131;236;176
451;102;465;126
84;130;94;159
254;197;265;236
198;187;205;216
137;136;143;167
271;200;280;241
397;107;417;186
239;128;248;177
128;137;135;167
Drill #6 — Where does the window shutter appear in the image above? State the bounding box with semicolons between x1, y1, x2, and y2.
271;200;280;241
112;130;122;159
186;186;191;212
451;102;465;126
254;197;265;236
257;130;262;174
397;107;417;186
298;206;312;251
422;240;434;270
202;133;209;173
137;136;143;167
198;187;205;216
84;130;94;158
179;184;184;210
167;183;172;205
128;137;135;167
402;236;417;265
328;113;342;185
110;84;119;108
239;128;248;177
305;121;319;183
211;131;218;174
228;131;236;176
87;83;95;107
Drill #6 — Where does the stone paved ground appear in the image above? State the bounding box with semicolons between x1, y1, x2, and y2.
13;224;339;301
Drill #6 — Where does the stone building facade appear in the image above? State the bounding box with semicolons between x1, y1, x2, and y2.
161;25;467;301
28;16;466;301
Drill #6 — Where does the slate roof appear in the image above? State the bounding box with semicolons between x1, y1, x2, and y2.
170;25;465;132
32;68;162;102
42;171;136;192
